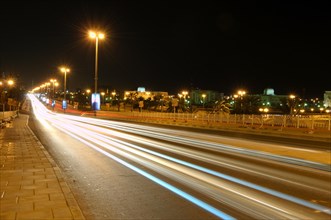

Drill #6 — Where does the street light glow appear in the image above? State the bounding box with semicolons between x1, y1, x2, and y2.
202;94;206;108
89;31;96;38
7;80;14;86
60;67;70;73
238;90;246;96
89;31;105;39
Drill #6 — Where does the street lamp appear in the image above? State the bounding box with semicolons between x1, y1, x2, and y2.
7;80;14;86
46;82;51;100
50;79;57;109
182;91;188;99
237;90;246;113
89;30;105;97
85;89;91;109
238;90;246;97
50;79;57;99
89;30;105;116
60;67;70;111
101;92;105;104
54;82;59;95
0;79;15;118
202;94;206;108
289;94;296;114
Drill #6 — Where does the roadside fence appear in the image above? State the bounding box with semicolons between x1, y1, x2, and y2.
129;111;331;131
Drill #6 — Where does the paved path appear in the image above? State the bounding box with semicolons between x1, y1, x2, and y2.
0;114;85;220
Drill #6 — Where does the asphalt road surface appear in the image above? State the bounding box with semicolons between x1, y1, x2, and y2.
28;94;331;220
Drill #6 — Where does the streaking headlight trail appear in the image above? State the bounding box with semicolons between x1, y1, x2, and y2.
28;93;331;220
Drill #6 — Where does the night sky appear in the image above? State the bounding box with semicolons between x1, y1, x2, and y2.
1;0;330;98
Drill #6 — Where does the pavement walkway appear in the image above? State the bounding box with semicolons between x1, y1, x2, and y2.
0;114;85;220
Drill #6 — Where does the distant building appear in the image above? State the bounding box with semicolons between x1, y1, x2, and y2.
190;89;224;105
123;87;168;101
323;91;331;109
258;88;287;113
249;88;329;114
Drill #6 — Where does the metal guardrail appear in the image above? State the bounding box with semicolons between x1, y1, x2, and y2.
129;112;331;131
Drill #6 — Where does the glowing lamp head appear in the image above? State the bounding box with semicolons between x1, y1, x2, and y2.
7;80;14;86
60;67;70;73
89;31;105;39
98;33;105;39
89;31;97;38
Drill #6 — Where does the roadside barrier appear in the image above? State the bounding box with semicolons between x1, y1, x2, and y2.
129;112;331;131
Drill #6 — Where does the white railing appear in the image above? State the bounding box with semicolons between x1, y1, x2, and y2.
129;111;331;131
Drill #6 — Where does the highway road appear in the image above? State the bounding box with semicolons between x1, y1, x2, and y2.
27;94;331;220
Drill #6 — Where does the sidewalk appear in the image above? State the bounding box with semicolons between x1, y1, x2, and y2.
0;114;85;220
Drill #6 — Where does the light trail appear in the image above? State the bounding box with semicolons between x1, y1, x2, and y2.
50;115;331;216
46;118;297;219
34;103;328;193
51;121;235;220
28;94;331;219
47;107;331;194
59;111;331;171
29;94;237;219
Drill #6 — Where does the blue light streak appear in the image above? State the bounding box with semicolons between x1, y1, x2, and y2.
52;122;235;220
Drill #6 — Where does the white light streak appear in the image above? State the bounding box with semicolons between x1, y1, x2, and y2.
27;94;331;219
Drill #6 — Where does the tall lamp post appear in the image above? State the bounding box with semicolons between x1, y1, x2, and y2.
0;79;14;118
50;79;57;99
50;79;57;110
289;94;296;115
0;81;4;119
60;67;70;112
101;92;105;104
182;91;188;99
237;90;246;113
89;30;105;115
202;94;206;108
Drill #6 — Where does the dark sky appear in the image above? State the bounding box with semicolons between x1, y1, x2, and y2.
1;0;330;98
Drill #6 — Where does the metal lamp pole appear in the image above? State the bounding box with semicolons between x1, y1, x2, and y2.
89;31;105;116
60;67;70;112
